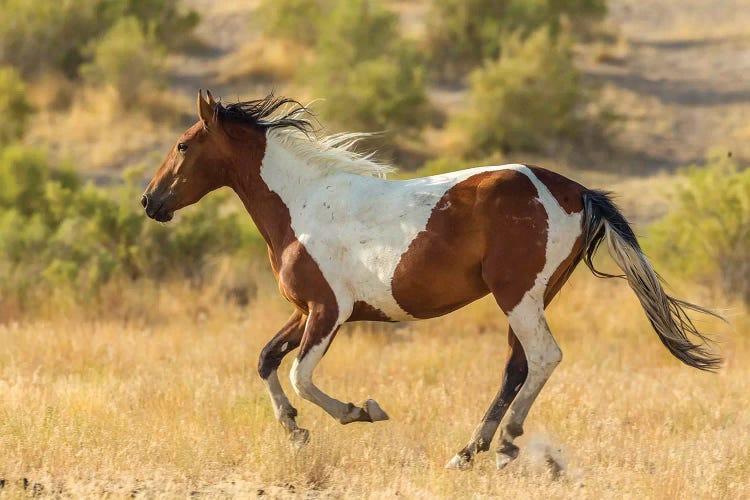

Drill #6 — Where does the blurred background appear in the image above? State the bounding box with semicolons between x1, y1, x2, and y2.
0;0;748;316
0;1;748;497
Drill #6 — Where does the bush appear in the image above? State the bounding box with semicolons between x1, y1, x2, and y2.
648;153;750;305
0;0;197;77
307;0;429;133
256;0;326;45
426;0;607;80
0;146;264;307
0;146;47;212
115;0;199;50
80;17;167;102
0;0;102;76
0;66;34;146
455;28;582;156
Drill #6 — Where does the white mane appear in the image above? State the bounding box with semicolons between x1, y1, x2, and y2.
267;128;396;179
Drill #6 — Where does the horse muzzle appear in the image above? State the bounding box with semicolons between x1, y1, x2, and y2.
141;193;174;222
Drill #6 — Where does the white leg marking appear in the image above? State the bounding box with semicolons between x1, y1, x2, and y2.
263;370;308;446
281;341;289;352
263;372;293;422
290;326;356;422
290;337;330;401
290;302;388;424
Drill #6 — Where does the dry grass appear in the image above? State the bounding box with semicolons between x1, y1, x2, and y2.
0;271;745;498
24;85;190;174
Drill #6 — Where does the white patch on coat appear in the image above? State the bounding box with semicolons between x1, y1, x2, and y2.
280;342;289;352
260;132;576;321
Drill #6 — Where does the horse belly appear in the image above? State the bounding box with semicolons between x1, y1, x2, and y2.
389;229;489;319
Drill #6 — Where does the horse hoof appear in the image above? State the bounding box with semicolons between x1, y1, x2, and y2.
445;453;473;470
495;442;520;470
289;428;310;449
363;399;389;422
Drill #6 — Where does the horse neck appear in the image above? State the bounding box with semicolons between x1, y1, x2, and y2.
228;132;332;253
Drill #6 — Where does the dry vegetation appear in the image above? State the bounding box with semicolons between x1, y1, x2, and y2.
0;272;743;498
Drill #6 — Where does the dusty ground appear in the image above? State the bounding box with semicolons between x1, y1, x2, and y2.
588;0;750;168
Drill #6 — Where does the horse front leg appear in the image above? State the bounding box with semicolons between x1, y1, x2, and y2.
290;304;389;426
258;310;308;446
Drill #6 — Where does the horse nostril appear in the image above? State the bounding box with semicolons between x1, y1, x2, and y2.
141;194;149;209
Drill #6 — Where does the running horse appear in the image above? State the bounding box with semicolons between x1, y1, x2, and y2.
142;91;721;470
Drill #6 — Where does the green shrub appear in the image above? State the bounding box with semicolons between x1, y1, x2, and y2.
426;0;606;80
256;0;326;45
315;54;428;134
307;0;429;133
0;146;264;306
0;66;33;146
648;153;750;305
115;0;199;50
455;28;583;156
0;146;47;212
80;17;167;102
0;0;197;77
0;0;102;76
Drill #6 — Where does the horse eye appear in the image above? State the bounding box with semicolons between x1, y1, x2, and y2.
177;142;188;153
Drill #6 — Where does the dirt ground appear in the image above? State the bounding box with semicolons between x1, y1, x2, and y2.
590;0;750;168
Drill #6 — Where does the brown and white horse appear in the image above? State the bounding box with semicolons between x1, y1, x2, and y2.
143;92;720;470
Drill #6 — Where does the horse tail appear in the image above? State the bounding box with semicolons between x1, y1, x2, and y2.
580;189;722;371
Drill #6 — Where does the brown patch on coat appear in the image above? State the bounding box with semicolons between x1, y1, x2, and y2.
392;169;549;317
525;165;586;215
348;301;393;322
258;310;307;379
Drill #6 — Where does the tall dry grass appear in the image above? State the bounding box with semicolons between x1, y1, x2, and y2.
0;269;744;498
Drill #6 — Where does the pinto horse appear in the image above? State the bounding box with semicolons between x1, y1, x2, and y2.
143;91;720;470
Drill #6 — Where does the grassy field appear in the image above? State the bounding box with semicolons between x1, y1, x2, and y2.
0;271;744;498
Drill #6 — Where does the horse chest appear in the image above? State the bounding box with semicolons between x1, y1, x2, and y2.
289;185;445;320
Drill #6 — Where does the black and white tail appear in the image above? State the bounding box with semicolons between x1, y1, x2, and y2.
581;190;722;371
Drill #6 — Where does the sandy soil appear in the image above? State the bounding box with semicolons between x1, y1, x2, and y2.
588;0;750;168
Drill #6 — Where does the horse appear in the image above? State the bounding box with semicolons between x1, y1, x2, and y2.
142;91;721;470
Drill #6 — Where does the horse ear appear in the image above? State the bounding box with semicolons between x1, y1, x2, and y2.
206;89;217;108
197;89;216;126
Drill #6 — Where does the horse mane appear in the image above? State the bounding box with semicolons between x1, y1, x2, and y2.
215;93;395;178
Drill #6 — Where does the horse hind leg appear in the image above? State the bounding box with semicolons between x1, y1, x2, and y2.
496;296;562;469
446;327;528;469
